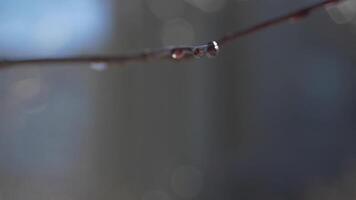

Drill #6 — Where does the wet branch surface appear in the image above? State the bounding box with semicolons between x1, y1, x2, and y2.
0;0;340;69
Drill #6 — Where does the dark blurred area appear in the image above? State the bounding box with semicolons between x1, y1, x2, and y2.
1;0;356;199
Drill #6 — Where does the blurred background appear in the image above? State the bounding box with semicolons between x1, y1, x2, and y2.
1;0;356;199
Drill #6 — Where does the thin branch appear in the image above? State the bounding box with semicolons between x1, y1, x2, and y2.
0;0;341;69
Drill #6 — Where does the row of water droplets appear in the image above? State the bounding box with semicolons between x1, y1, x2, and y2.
170;40;220;60
89;40;220;71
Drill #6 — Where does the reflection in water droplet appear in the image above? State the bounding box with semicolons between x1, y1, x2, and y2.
193;48;204;58
171;49;185;60
206;41;219;57
90;62;108;71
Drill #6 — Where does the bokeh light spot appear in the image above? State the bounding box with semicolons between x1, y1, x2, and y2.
161;18;195;46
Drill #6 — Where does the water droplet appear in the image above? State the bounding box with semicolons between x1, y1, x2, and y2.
171;49;185;60
193;48;204;58
90;62;108;71
206;41;219;57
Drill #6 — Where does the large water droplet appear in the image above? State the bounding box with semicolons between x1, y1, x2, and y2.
171;49;185;60
206;41;219;57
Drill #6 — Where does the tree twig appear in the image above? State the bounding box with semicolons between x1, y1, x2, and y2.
0;0;341;69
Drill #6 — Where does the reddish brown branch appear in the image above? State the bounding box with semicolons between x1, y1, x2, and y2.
217;0;340;46
0;0;341;69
